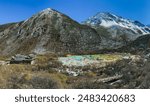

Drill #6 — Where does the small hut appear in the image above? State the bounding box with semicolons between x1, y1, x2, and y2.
10;54;34;64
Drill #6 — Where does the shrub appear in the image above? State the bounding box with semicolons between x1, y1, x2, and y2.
29;75;61;89
72;79;112;89
6;73;32;89
83;72;97;78
34;53;58;64
0;63;67;89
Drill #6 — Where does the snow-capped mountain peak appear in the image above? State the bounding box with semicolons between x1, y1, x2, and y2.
40;8;56;14
84;12;150;34
38;8;60;16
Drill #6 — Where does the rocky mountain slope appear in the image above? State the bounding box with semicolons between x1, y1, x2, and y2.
0;8;101;56
118;34;150;53
83;12;150;49
1;9;149;55
0;9;150;89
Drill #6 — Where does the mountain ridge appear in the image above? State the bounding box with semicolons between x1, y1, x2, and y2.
118;34;150;53
83;12;150;35
0;8;101;56
0;8;149;56
83;12;150;49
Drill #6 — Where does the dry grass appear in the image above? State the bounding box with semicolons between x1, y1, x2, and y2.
35;53;58;64
0;52;149;89
96;54;122;60
0;61;67;89
0;53;67;89
0;56;9;61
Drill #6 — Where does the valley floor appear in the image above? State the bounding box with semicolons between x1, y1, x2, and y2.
0;53;150;89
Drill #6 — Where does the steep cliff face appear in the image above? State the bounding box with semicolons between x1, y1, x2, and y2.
0;8;101;56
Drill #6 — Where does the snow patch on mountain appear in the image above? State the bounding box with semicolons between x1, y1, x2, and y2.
84;12;150;35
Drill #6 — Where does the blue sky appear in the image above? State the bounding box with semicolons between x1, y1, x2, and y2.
0;0;149;25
